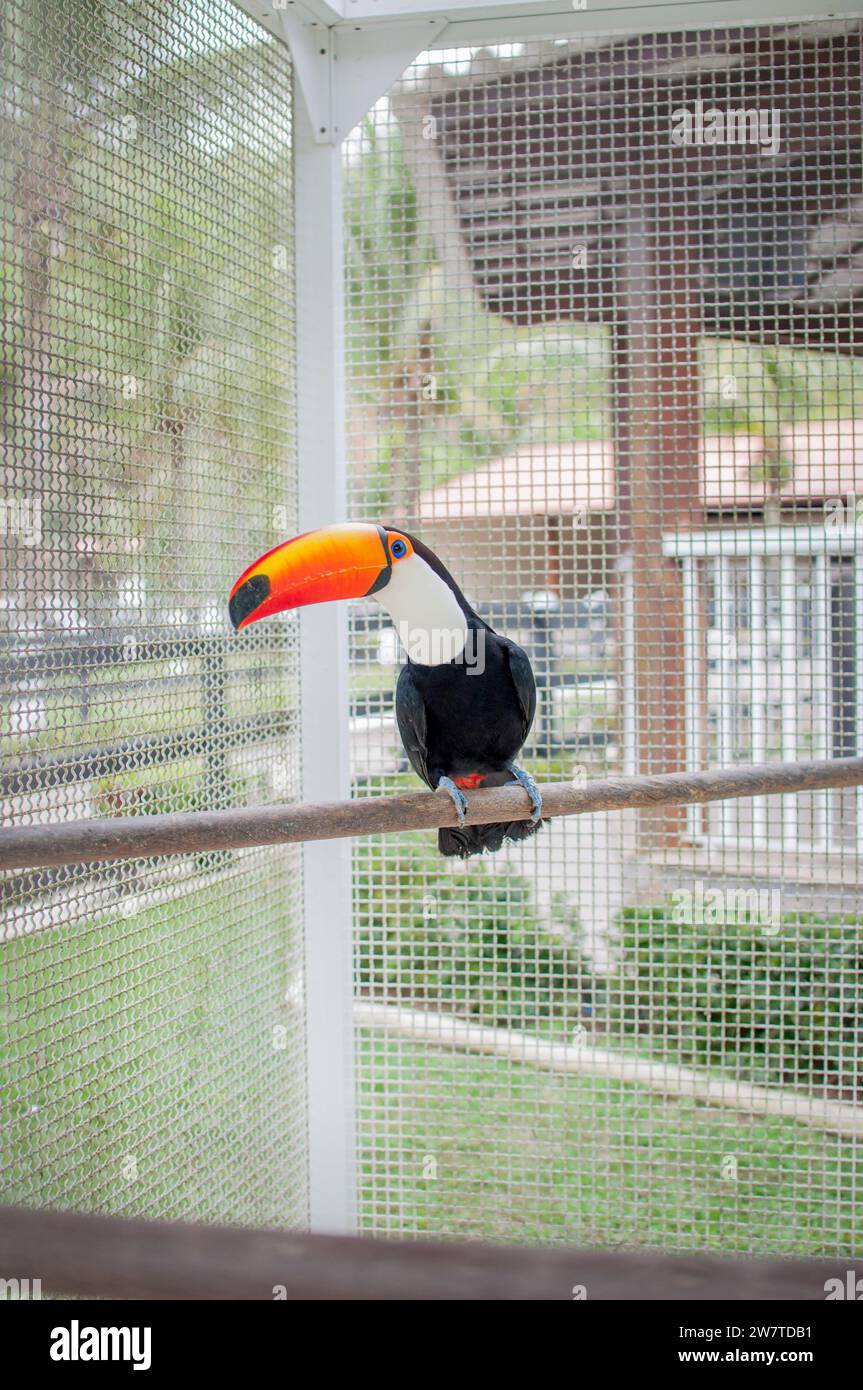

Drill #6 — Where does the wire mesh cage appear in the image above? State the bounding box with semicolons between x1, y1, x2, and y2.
1;0;307;1227
2;0;862;1279
347;21;863;1253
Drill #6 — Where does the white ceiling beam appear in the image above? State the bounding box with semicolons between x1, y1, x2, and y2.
233;0;863;133
238;0;863;49
430;0;863;47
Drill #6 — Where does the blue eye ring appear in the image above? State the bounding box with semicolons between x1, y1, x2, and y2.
390;538;407;558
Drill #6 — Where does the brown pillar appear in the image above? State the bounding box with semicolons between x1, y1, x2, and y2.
614;204;703;848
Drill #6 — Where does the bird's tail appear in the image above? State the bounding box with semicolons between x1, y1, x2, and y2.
438;815;543;859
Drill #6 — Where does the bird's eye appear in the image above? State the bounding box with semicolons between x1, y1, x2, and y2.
390;538;407;559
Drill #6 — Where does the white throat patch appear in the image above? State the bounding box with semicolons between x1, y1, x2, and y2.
376;553;469;665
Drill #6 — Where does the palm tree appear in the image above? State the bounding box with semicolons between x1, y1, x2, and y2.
1;0;295;626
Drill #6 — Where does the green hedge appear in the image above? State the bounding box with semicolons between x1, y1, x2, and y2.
355;839;593;1034
610;904;863;1097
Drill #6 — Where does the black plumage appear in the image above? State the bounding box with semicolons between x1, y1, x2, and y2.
393;534;543;857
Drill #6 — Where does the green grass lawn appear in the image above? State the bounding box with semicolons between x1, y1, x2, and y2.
4;878;860;1257
357;1034;861;1257
1;871;306;1226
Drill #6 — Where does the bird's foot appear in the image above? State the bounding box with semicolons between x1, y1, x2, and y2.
436;775;468;828
505;762;542;824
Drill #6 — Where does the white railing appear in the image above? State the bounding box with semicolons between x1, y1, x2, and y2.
663;524;862;853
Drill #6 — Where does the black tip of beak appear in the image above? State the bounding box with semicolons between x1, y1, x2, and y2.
229;574;270;630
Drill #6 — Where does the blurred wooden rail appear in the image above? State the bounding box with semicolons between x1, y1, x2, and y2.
0;1204;852;1300
2;757;863;870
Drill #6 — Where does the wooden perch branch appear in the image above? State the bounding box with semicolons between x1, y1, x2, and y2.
1;756;862;871
0;1203;849;1300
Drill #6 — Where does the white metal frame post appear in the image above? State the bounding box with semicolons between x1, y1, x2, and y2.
749;554;768;846
779;550;800;848
715;554;736;841
229;0;444;1240
271;1;440;1236
294;95;356;1235
811;551;832;849
680;556;703;840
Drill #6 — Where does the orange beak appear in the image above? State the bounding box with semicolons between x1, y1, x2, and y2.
229;523;391;631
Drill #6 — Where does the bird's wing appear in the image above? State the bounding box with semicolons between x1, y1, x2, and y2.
500;638;537;744
395;664;432;787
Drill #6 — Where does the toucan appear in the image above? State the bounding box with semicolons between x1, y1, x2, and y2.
229;523;543;856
